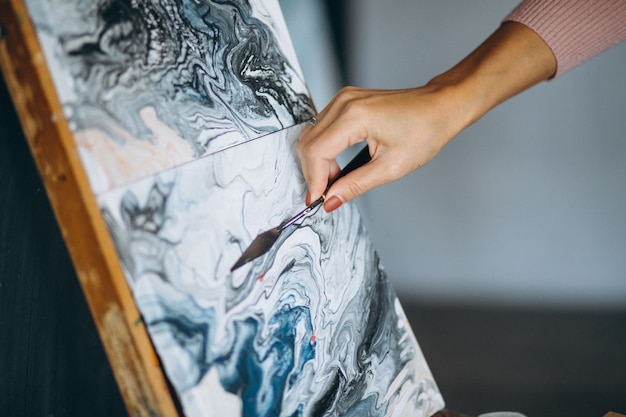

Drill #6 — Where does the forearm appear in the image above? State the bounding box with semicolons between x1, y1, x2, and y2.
298;23;558;209
427;21;557;137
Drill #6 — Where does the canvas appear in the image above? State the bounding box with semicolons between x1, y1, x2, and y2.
24;0;444;415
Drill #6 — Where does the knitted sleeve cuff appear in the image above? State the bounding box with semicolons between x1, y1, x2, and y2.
504;0;626;77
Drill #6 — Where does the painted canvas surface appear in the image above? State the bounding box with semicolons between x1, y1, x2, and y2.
27;0;314;193
25;0;444;416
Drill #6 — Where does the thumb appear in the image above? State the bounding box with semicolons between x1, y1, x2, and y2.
323;156;390;212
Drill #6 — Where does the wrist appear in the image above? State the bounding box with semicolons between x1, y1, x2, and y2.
425;22;556;134
422;76;488;144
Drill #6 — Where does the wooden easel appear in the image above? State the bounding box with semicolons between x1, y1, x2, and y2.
0;1;178;415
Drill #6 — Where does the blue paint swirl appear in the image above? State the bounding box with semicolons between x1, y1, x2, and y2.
145;290;315;416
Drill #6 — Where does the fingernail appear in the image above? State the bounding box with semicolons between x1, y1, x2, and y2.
323;195;343;213
305;191;311;206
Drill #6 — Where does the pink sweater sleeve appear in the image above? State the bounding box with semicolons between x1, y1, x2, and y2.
504;0;626;77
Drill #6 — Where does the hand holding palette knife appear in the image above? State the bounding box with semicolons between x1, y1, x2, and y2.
231;144;372;271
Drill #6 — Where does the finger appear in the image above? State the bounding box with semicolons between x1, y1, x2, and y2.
299;152;333;202
300;127;367;201
299;108;366;200
298;106;342;199
327;158;341;181
300;94;351;143
323;152;398;212
299;87;391;202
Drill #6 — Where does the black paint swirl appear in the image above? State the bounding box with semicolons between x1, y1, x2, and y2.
53;0;314;152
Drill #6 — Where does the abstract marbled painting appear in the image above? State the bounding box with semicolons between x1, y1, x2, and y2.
27;0;314;193
24;0;444;415
99;125;443;416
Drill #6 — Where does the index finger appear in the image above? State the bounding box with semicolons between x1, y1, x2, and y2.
298;108;369;200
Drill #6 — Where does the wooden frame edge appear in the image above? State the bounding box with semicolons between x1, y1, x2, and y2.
0;1;179;415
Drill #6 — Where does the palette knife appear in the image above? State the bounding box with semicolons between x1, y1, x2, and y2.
230;144;372;271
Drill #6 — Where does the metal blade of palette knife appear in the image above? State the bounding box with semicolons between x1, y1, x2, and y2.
230;144;371;271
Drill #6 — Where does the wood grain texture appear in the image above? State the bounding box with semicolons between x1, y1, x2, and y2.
0;1;178;415
1;73;126;415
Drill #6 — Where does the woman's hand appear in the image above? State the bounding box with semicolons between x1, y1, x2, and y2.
297;83;469;212
297;22;556;212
